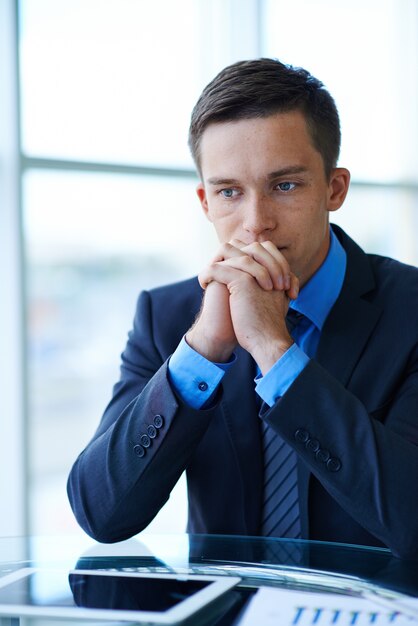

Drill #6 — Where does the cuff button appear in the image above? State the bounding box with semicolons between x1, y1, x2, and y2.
295;428;310;443
306;438;320;453
133;444;145;458
153;415;164;429
316;449;330;463
140;434;151;448
198;381;208;391
327;457;342;472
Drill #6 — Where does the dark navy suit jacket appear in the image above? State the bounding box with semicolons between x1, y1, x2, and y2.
68;226;418;558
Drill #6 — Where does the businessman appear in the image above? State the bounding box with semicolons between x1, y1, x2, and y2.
68;58;418;559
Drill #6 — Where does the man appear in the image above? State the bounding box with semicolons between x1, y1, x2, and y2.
68;58;418;559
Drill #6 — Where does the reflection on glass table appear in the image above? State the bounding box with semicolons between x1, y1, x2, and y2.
0;533;417;625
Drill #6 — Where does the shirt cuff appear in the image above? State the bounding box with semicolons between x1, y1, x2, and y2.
255;343;310;407
168;336;236;409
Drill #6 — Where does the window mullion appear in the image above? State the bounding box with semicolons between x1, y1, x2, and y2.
0;0;28;537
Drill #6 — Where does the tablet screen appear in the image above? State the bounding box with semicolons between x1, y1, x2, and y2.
0;568;241;623
0;570;208;611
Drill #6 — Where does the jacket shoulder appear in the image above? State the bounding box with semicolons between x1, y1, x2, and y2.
333;224;418;301
146;276;202;316
132;277;202;356
149;275;201;299
367;253;418;298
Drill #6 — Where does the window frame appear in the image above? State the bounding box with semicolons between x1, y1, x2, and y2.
5;0;418;537
0;0;28;537
5;0;263;537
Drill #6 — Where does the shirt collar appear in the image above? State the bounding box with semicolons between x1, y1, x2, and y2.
289;226;347;331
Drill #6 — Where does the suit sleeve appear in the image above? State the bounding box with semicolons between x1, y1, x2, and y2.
67;290;217;543
264;348;418;559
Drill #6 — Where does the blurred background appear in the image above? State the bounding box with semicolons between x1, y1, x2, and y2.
1;0;417;539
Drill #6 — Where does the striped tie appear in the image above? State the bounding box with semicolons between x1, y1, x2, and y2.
260;309;304;538
261;423;301;537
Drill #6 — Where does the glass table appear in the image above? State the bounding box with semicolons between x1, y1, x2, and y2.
0;533;417;625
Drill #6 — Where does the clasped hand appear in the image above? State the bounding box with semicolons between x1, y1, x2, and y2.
186;240;299;375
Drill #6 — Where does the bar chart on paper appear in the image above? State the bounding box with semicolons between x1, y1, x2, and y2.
292;605;404;625
239;587;417;626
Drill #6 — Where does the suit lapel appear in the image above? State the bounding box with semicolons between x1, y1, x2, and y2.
316;227;382;386
220;346;263;534
316;285;382;385
300;226;383;537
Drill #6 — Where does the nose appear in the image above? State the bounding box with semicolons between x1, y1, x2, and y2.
242;193;276;239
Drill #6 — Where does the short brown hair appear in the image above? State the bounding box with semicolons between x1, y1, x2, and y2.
189;58;341;179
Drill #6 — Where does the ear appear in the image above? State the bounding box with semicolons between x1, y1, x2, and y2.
196;183;212;222
327;168;351;212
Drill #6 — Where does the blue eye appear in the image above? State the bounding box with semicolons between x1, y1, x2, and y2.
277;182;296;192
220;188;235;198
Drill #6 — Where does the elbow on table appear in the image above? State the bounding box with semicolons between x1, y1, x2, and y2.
66;471;153;544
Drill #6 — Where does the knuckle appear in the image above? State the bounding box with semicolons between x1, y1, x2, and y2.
204;261;217;277
241;272;254;286
240;255;254;269
249;241;261;250
260;241;275;254
214;242;232;261
259;266;269;280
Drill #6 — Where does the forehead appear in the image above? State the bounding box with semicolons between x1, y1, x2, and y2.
199;111;322;176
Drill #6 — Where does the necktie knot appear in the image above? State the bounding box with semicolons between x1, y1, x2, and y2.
286;309;305;333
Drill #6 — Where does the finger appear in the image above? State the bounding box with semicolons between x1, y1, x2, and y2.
258;241;295;290
238;241;291;291
202;243;251;288
229;239;247;250
199;260;273;291
208;240;295;293
212;242;248;263
286;273;299;300
218;256;274;290
199;263;235;290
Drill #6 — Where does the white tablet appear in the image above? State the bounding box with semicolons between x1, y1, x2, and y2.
0;567;241;623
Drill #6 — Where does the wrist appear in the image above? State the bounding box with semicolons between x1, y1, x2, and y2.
186;328;235;363
251;338;294;375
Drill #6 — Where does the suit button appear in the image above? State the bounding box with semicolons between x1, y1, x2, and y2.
327;457;342;472
153;414;164;429
295;428;310;443
140;434;151;448
316;448;330;463
306;438;320;453
198;381;208;391
133;444;145;458
147;425;157;439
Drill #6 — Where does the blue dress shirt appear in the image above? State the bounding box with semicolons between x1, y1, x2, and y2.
168;227;346;409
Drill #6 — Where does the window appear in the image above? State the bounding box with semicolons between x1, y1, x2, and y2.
4;0;417;538
262;0;418;265
24;170;214;533
18;0;258;536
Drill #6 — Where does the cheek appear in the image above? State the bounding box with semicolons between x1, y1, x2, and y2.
210;215;237;242
298;199;330;232
286;212;323;252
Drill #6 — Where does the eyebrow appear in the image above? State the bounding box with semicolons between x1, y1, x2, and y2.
207;177;240;186
267;166;308;179
207;166;308;186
